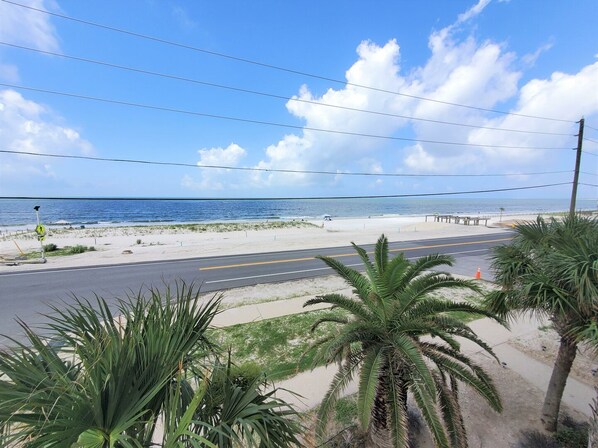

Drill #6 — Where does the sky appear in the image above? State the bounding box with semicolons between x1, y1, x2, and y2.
0;0;597;199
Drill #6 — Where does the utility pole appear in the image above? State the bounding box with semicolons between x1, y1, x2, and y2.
569;118;584;217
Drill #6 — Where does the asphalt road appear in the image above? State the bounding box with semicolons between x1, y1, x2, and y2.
0;231;512;343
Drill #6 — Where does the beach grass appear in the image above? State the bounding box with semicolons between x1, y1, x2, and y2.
1;220;318;241
209;309;347;381
25;244;96;259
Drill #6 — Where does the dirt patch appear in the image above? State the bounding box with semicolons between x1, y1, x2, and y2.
510;326;598;388
202;275;350;308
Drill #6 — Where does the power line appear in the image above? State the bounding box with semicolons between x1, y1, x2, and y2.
584;137;598;144
585;124;598;132
581;171;598;177
0;149;575;178
0;0;575;124
584;152;598;158
0;42;574;138
0;82;574;151
580;183;598;188
0;183;573;201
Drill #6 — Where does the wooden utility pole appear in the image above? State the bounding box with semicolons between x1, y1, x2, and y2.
569;118;584;217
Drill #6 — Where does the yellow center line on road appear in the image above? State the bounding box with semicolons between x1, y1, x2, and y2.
198;236;512;271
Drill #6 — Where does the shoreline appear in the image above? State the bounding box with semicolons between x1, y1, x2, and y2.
1;207;593;233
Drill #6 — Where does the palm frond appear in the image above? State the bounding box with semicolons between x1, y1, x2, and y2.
374;234;389;273
425;350;502;413
434;373;467;448
411;378;449;448
385;367;409;448
357;347;385;430
304;294;376;322
315;354;363;440
315;255;372;299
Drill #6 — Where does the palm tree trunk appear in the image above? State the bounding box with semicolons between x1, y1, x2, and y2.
589;388;597;448
368;386;392;448
367;375;408;448
541;336;578;432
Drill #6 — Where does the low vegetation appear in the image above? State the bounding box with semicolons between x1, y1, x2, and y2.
518;415;589;448
26;243;96;258
0;283;301;447
210;309;348;380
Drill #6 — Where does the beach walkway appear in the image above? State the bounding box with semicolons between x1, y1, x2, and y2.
214;293;594;417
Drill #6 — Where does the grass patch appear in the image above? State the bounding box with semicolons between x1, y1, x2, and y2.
209;309;346;381
26;244;96;259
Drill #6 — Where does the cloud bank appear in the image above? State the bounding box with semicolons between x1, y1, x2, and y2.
186;0;597;194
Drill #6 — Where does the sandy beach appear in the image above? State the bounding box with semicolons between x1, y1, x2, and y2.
0;212;547;272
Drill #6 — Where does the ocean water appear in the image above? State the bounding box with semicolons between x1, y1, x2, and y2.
0;198;595;228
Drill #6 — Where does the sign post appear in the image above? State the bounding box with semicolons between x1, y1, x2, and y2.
33;205;46;261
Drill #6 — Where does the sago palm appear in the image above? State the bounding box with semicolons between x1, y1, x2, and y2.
484;215;598;432
305;234;503;448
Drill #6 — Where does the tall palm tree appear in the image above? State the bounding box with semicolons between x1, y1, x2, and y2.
0;282;301;447
484;215;598;432
305;234;503;447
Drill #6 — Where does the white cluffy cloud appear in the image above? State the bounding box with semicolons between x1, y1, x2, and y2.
243;0;597;191
0;89;93;181
182;143;247;190
182;0;596;195
0;0;60;52
0;0;61;83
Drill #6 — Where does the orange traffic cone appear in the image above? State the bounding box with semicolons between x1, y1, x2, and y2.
474;267;481;280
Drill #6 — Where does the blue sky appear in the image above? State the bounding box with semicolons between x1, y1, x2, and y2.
0;0;597;199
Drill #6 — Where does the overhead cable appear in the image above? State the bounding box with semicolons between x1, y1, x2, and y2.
0;182;573;201
0;149;575;178
583;137;598;144
0;42;574;138
0;83;574;151
0;0;575;124
579;183;598;187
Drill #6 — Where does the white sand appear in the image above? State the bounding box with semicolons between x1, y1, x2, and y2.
0;213;547;272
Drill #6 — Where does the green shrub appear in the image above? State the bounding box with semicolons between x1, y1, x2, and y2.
67;245;89;254
230;362;264;390
334;396;358;427
43;243;58;252
555;416;588;448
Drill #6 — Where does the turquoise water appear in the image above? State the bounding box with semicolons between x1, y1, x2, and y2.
0;198;594;227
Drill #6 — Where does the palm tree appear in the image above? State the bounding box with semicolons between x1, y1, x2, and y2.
0;282;301;447
484;214;598;432
304;234;503;447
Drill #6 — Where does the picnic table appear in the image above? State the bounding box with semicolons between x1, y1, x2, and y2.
425;214;490;226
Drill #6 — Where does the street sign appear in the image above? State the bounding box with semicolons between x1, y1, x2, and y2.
35;224;46;241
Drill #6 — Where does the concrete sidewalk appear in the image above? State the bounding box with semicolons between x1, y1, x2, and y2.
215;294;594;416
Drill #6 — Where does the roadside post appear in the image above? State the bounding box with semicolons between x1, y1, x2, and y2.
33;205;47;262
